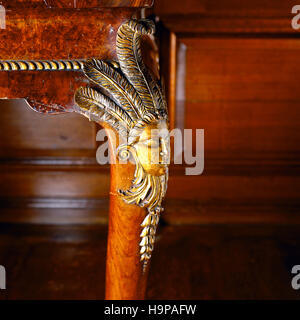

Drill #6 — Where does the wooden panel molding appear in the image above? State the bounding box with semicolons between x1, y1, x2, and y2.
154;0;300;226
154;0;298;34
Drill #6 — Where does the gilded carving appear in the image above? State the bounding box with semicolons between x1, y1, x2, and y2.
0;59;83;71
75;19;170;270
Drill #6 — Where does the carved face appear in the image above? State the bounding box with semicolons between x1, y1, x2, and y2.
134;120;170;176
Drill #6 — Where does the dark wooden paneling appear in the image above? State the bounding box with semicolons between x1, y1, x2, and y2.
0;100;96;157
0;207;109;225
0;169;110;198
155;0;298;34
157;17;294;35
185;38;300;101
184;38;300;158
186;101;300;157
170;38;300;223
1;162;298;200
164;199;300;225
154;1;300;225
167;174;300;201
155;0;296;17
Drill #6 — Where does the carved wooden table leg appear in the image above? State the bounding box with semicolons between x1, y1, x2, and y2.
105;127;149;299
0;3;169;299
74;21;170;299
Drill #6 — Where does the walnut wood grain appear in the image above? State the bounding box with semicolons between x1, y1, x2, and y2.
1;0;153;8
103;125;148;300
0;71;86;112
0;9;131;60
0;8;138;110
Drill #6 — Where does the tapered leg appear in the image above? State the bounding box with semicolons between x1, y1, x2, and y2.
104;128;149;300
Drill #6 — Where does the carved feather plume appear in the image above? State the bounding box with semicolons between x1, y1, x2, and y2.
75;87;132;135
75;19;168;132
74;19;169;272
117;19;168;118
83;59;146;121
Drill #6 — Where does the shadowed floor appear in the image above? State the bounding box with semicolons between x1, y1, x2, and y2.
0;223;300;300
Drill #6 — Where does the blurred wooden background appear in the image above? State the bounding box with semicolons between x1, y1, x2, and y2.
0;0;300;299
